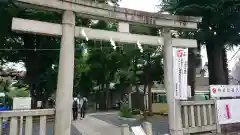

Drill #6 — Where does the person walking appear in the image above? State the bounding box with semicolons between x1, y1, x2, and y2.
80;97;87;119
72;97;79;120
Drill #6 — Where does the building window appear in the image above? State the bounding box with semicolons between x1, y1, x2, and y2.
152;94;167;103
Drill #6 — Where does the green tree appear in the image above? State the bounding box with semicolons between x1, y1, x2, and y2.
74;46;93;97
0;3;62;107
143;50;164;114
87;47;124;109
0;77;12;93
1;0;166;111
0;0;125;108
161;0;240;84
130;26;165;114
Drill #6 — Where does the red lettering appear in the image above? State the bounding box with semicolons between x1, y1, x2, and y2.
226;104;230;119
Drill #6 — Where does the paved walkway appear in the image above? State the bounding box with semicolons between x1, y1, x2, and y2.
19;121;81;135
72;113;121;135
72;112;169;135
90;112;169;134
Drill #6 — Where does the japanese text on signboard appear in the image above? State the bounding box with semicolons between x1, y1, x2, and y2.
173;48;188;100
210;85;240;98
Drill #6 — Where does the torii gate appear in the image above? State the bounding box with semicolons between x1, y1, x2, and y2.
10;0;201;135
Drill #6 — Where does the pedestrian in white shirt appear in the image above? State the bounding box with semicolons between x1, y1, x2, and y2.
79;97;87;119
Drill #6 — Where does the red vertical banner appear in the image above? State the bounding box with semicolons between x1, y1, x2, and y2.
225;104;231;119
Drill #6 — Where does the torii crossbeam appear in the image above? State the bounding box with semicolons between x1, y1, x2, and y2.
12;18;197;47
14;0;201;29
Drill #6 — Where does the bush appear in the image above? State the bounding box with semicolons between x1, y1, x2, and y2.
119;103;132;118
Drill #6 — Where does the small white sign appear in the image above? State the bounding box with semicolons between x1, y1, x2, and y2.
173;48;188;100
216;99;240;124
210;85;240;98
37;101;42;108
13;97;31;110
131;126;146;135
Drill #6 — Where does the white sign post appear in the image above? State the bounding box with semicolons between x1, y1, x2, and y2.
13;97;31;110
13;97;31;135
37;101;42;108
173;47;188;100
216;99;240;124
210;85;240;133
210;85;240;98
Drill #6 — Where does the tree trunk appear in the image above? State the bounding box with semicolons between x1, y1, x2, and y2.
147;83;153;115
206;42;228;84
22;35;55;108
143;84;147;109
100;83;105;110
146;52;153;115
222;48;229;84
187;48;196;99
105;83;111;109
22;34;40;108
143;83;148;118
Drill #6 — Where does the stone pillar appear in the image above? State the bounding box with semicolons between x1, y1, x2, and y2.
121;124;130;135
54;10;75;135
163;28;183;135
142;122;153;135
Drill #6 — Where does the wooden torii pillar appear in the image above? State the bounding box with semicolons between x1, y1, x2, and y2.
11;0;201;135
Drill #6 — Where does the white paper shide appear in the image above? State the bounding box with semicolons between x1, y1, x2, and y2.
173;48;188;100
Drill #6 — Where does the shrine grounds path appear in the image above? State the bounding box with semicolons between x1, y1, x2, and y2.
72;111;169;135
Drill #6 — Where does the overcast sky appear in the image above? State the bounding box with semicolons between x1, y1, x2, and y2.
120;0;158;12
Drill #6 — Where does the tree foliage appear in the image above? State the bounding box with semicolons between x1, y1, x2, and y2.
161;0;240;84
0;0;165;111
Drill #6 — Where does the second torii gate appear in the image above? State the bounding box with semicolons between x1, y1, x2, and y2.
10;0;202;135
